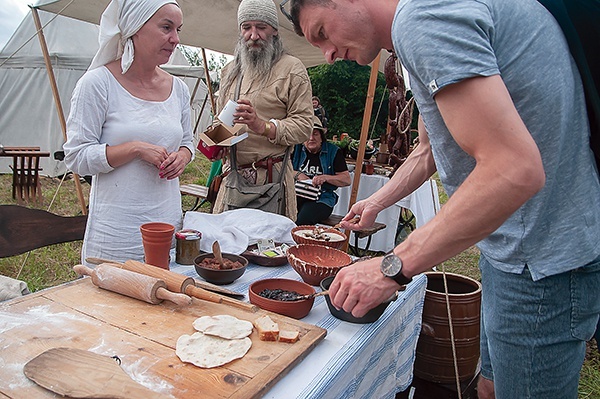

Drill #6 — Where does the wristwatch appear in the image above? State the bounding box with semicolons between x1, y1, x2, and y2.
380;253;412;286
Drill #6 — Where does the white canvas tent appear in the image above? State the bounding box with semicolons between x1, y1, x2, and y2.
0;9;212;177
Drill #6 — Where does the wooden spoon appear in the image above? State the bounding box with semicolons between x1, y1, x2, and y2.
212;240;226;268
293;290;329;301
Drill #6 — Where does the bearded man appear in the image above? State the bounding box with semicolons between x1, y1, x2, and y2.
211;0;313;219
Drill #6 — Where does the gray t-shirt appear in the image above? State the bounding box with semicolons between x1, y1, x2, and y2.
393;0;600;280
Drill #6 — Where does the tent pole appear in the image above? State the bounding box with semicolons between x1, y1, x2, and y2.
348;53;381;209
31;7;87;215
343;53;381;252
194;94;210;134
201;48;216;116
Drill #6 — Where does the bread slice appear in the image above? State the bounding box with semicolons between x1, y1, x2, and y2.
254;315;279;341
278;329;299;343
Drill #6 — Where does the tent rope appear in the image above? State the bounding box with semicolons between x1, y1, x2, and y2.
0;1;73;68
429;179;462;398
369;86;388;140
15;170;69;280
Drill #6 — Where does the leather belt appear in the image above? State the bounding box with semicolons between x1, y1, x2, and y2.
238;155;285;183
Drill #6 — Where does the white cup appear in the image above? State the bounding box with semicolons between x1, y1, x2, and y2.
218;99;238;126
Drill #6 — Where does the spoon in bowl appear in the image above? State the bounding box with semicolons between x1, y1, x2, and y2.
292;290;329;301
212;240;228;269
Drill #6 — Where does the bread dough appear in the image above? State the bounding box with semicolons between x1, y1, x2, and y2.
176;332;252;368
192;315;254;340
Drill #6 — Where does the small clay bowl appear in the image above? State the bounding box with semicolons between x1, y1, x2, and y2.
320;276;394;324
242;243;288;267
287;244;352;286
193;253;248;285
291;225;347;250
249;278;315;319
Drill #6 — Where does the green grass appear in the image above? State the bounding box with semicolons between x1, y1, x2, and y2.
0;161;597;398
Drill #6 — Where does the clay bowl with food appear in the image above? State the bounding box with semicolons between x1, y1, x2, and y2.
320;276;395;324
291;225;347;250
287;244;353;286
242;243;288;267
249;278;315;319
193;253;248;285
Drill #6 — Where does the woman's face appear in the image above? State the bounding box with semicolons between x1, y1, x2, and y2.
304;129;323;154
133;4;183;66
312;99;319;108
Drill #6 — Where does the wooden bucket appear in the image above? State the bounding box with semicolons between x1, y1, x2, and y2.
414;272;482;384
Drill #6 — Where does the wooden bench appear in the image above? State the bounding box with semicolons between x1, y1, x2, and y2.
0;205;87;258
180;183;209;211
320;214;386;256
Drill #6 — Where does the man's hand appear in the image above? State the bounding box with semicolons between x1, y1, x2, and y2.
339;197;386;230
328;256;400;317
234;98;264;134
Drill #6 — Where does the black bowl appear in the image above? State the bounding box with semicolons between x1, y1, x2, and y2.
320;276;393;323
193;253;248;285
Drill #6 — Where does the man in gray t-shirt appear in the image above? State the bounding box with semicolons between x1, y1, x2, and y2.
290;0;600;397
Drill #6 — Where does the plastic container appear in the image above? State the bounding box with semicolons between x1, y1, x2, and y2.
175;229;202;265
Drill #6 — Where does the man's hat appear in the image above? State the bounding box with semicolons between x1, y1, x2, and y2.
313;115;326;132
237;0;279;29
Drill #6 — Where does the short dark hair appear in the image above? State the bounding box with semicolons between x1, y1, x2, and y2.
290;0;333;36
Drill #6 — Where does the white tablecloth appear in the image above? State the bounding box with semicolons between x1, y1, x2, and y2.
171;261;427;399
333;176;440;253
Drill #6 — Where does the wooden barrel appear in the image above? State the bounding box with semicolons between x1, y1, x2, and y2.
413;272;482;384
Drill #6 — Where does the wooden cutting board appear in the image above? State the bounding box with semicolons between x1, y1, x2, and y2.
1;278;326;399
24;347;165;398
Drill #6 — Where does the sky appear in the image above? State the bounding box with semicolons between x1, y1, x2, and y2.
0;0;30;50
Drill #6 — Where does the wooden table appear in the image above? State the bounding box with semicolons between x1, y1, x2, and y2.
0;278;326;399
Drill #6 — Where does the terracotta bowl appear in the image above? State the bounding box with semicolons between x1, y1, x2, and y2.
193;253;248;285
291;225;347;250
286;244;353;286
320;276;394;324
249;278;315;319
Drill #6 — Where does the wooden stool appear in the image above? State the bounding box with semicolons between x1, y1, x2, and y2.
180;183;209;211
320;214;386;256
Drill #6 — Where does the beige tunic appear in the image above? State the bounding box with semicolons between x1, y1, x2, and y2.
213;54;313;220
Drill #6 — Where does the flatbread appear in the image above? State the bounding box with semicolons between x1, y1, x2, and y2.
192;315;254;340
176;332;252;368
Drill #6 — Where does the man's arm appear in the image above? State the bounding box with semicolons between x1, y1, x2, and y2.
340;116;436;229
331;75;545;317
397;74;545;277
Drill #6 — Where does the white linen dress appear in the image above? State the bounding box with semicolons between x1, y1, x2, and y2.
64;66;193;265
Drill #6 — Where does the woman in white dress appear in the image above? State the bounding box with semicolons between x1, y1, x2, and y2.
64;0;193;265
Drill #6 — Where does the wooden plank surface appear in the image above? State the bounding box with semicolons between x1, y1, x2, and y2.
0;278;327;399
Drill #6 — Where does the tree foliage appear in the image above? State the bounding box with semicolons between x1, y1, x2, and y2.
177;45;228;90
308;61;389;142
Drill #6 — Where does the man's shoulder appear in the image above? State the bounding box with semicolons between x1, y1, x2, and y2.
275;54;308;73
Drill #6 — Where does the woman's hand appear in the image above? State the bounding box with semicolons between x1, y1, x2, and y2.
311;174;328;186
159;147;192;180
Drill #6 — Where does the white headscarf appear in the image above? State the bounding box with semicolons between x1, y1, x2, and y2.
89;0;180;73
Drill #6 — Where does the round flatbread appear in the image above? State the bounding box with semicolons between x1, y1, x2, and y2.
192;315;253;340
176;332;252;368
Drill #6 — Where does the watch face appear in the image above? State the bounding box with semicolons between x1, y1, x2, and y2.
381;254;402;277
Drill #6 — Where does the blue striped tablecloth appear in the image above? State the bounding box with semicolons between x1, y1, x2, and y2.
171;261;427;399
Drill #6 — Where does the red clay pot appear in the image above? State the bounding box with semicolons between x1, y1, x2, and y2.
140;222;175;269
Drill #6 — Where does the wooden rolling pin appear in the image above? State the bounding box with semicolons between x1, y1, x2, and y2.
85;257;258;312
73;264;191;306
